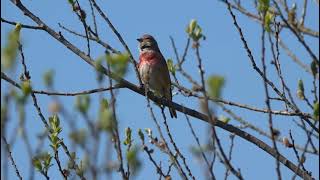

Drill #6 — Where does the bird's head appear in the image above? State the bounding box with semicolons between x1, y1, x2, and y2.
137;34;159;51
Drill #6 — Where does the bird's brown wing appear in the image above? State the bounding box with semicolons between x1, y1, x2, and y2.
158;51;177;118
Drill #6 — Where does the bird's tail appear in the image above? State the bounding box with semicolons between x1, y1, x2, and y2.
165;87;177;118
169;107;177;118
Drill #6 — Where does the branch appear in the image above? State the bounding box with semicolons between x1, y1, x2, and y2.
160;108;195;179
185;113;216;179
260;15;282;179
105;51;127;179
173;83;314;119
1;17;44;30
17;40;86;180
219;104;318;154
221;1;319;37
225;0;318;133
1;135;23;180
273;0;319;64
89;0;142;86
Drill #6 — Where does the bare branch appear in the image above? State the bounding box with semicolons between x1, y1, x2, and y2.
1;135;23;180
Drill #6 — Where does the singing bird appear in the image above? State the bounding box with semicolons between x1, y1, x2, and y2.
137;34;177;118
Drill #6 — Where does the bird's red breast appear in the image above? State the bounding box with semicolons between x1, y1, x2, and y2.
138;51;161;68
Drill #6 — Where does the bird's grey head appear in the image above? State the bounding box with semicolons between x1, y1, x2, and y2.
137;34;159;51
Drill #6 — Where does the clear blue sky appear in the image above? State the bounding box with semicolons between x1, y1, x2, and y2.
1;0;319;179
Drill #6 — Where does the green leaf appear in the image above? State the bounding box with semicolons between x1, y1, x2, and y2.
297;90;304;100
75;95;90;114
207;75;225;99
70;152;76;160
98;99;113;133
1;105;7;124
48;114;62;147
186;19;205;42
167;59;176;75
98;108;115;132
32;157;42;171
310;60;318;76
298;79;304;92
49;134;58;144
288;3;297;24
68;0;74;5
1;23;22;70
264;11;274;32
49;115;60;130
106;53;130;77
258;0;270;13
16;93;28;105
95;57;104;73
32;152;53;172
314;102;319;121
138;129;144;143
69;129;87;145
67;152;77;169
43;153;53;171
100;98;109;110
21;80;32;96
95;56;105;82
190;146;202;158
18;105;25;123
144;128;152;137
297;79;305;100
76;161;85;177
186;19;197;34
194;26;202;41
14;23;22;35
123;127;132;146
43;70;54;88
126;146;141;175
219;115;231;124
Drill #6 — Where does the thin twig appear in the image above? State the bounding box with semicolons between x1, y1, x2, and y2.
278;37;313;75
224;134;235;180
141;144;166;178
185;114;216;180
194;39;243;180
17;40;86;180
268;22;288;110
89;0;142;86
173;82;313;119
289;131;307;172
225;0;318;132
1;17;43;30
220;1;319;37
105;50;127;179
88;0;98;36
74;0;91;57
34;85;124;96
260;15;282;179
273;0;319;64
54;150;68;180
220;104;318;154
300;0;308;26
291;121;318;179
160;108;195;180
143;84;188;179
58;23;119;54
1;135;23;180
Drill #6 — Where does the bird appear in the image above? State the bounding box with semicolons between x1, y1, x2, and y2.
137;34;177;118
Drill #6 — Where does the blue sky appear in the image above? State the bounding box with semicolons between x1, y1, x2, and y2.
1;0;319;179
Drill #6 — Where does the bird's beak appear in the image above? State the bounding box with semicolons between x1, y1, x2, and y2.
137;38;142;42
